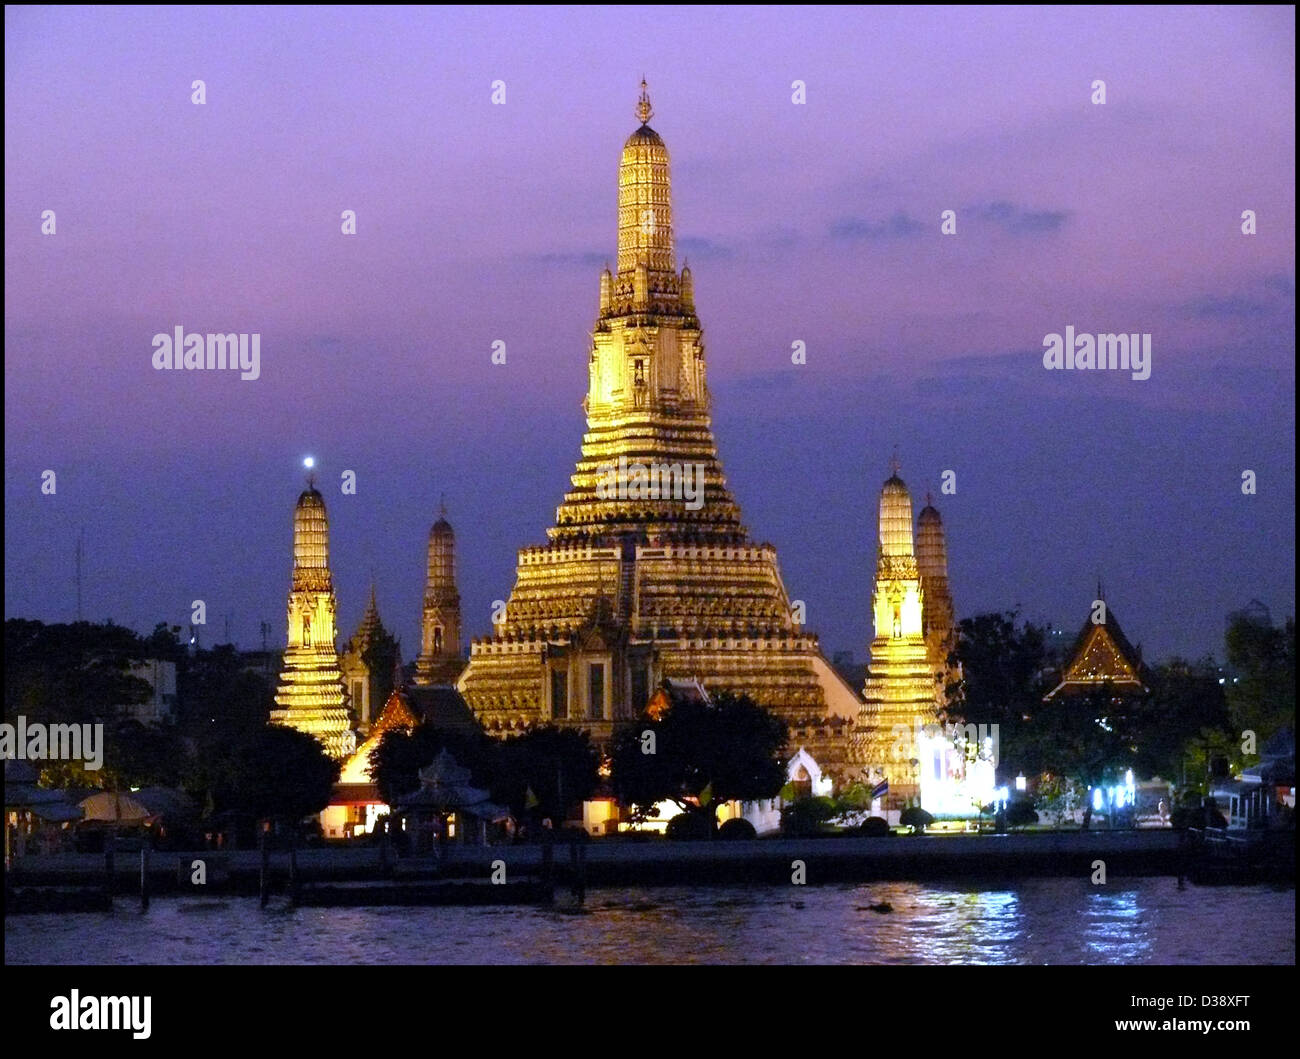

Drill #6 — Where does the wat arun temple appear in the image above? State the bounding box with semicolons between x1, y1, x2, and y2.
272;83;959;810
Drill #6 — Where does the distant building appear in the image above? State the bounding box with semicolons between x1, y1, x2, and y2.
1213;727;1295;830
119;659;178;724
236;648;281;681
1226;598;1272;631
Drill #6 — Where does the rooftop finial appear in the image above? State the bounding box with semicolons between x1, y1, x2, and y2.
439;493;447;520
306;471;316;489
889;447;901;476
636;77;653;125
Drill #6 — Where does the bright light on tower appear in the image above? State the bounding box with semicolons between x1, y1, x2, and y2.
303;456;315;469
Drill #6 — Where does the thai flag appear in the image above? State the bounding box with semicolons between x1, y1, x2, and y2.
871;778;889;800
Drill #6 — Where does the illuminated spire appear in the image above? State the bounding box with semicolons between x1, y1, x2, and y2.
879;468;915;559
618;81;673;276
856;456;933;805
416;502;463;685
292;484;330;573
636;77;653;125
273;480;354;760
917;499;948;581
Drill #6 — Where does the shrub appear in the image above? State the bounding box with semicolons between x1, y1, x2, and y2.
666;809;714;841
1007;800;1039;829
718;818;757;840
857;816;891;837
900;807;935;834
781;796;838;837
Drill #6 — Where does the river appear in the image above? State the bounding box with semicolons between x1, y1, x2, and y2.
5;877;1292;964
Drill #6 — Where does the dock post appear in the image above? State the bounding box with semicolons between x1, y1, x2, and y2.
289;828;299;907
259;823;270;908
139;844;150;912
540;829;555;907
571;834;586;907
104;829;116;900
379;817;390;877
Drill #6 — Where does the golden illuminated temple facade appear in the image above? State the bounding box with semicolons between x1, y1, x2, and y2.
459;83;859;761
854;464;954;806
271;481;356;760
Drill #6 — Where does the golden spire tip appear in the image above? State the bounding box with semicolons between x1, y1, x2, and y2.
636;77;653;125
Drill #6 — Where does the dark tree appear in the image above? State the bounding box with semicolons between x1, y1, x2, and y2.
1133;657;1231;783
1225;615;1295;742
177;643;275;740
189;725;338;824
610;690;787;834
5;619;152;727
946;611;1049;779
489;725;600;821
370;724;492;807
1033;684;1137;829
101;719;190;789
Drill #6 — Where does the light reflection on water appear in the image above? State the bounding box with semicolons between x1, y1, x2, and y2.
5;878;1292;965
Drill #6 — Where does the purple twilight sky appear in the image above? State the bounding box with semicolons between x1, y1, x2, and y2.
5;5;1295;664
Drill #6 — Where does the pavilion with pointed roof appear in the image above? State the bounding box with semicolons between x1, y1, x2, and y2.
1044;588;1147;699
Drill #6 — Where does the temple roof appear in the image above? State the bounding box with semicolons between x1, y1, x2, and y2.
405;685;479;729
1045;603;1146;699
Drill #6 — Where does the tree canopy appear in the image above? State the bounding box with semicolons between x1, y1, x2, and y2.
609;690;787;829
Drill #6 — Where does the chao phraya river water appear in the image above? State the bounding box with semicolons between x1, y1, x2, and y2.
6;878;1292;964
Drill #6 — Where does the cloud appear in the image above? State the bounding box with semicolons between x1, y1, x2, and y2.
1185;295;1271;318
966;200;1069;235
531;250;607;268
1264;273;1295;299
678;236;733;261
1182;273;1296;318
830;211;926;241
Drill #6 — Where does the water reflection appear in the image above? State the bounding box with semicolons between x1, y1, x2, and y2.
1083;889;1150;963
4;878;1290;965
